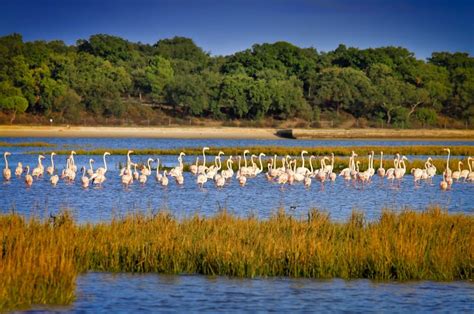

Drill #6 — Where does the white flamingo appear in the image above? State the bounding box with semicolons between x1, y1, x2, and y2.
197;147;210;174
32;155;45;177
377;151;385;178
46;152;56;175
3;152;11;181
87;159;95;177
81;166;89;188
15;162;23;176
24;166;33;186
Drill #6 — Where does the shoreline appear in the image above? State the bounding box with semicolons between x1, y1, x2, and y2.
0;125;473;140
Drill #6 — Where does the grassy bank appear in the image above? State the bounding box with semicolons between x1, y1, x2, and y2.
1;207;473;310
27;145;474;157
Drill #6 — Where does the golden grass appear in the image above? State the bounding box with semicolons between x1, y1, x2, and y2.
27;145;474;157
1;207;473;310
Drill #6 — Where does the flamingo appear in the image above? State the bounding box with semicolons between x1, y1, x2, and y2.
215;174;225;188
46;152;56;175
170;152;185;177
460;157;470;181
190;157;199;175
121;162;133;186
221;156;234;180
69;151;78;173
377;152;385;178
3;152;11;181
304;173;312;187
96;152;111;175
50;173;59;186
15;162;23;176
132;163;140;181
24;166;33;186
32;155;45;177
81;166;89;188
87;159;95;177
141;158;154;176
296;150;309;175
238;174;247;187
197;147;210;174
443;148;452;177
452;161;462;181
155;158;163;182
139;169;148;185
175;173;184;185
253;153;266;176
197;169;207;187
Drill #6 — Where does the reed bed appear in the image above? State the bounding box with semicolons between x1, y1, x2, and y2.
1;207;473;310
27;145;474;157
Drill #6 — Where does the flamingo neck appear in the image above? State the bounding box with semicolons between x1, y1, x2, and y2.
259;155;264;171
309;157;314;173
202;149;207;166
244;153;247;168
156;160;160;175
301;152;305;168
4;153;8;169
380;153;383;168
103;154;108;172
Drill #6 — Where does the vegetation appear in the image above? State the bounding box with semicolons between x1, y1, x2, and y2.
0;33;473;127
0;141;56;147
28;145;474;157
1;207;473;310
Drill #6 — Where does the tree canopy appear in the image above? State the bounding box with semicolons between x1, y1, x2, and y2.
0;33;472;127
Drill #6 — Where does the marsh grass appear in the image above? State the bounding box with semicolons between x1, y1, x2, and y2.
27;145;474;157
1;207;473;310
0;141;56;147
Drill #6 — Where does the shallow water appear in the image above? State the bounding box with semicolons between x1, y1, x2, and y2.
26;273;474;312
1;138;473;223
4;137;473;312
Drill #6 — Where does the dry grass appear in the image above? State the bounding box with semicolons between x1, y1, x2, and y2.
1;207;473;310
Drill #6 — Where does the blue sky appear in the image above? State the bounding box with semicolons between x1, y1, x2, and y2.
0;0;472;60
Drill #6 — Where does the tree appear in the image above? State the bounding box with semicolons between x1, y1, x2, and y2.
0;96;28;123
145;56;174;102
313;67;375;117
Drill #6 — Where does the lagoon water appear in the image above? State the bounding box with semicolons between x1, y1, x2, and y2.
2;137;473;312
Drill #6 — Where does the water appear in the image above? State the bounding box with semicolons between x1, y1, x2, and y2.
27;273;473;312
1;138;473;223
3;137;473;312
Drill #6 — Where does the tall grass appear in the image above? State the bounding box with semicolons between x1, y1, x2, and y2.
1;207;473;310
27;145;474;157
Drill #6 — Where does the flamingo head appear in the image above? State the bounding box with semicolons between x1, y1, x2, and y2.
39;155;45;159
243;150;249;155
402;156;408;161
90;159;94;163
443;148;450;154
18;162;22;166
104;152;111;156
260;153;266;157
148;158;154;162
218;151;224;156
4;152;11;156
71;151;76;155
302;150;308;155
180;152;186;157
127;150;133;155
203;147;210;151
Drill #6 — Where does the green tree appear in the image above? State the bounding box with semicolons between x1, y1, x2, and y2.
145;56;174;102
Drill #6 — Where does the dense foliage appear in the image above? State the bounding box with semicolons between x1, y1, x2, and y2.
0;33;473;127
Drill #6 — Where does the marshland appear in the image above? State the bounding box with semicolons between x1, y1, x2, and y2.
1;136;473;311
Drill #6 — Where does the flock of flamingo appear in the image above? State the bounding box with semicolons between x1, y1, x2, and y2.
2;147;474;190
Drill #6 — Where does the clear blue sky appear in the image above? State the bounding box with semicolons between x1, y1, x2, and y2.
1;0;473;60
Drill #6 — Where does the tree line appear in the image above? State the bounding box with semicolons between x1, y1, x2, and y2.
0;33;473;127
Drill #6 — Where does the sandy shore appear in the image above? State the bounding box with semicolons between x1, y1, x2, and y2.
0;125;473;140
0;125;280;139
